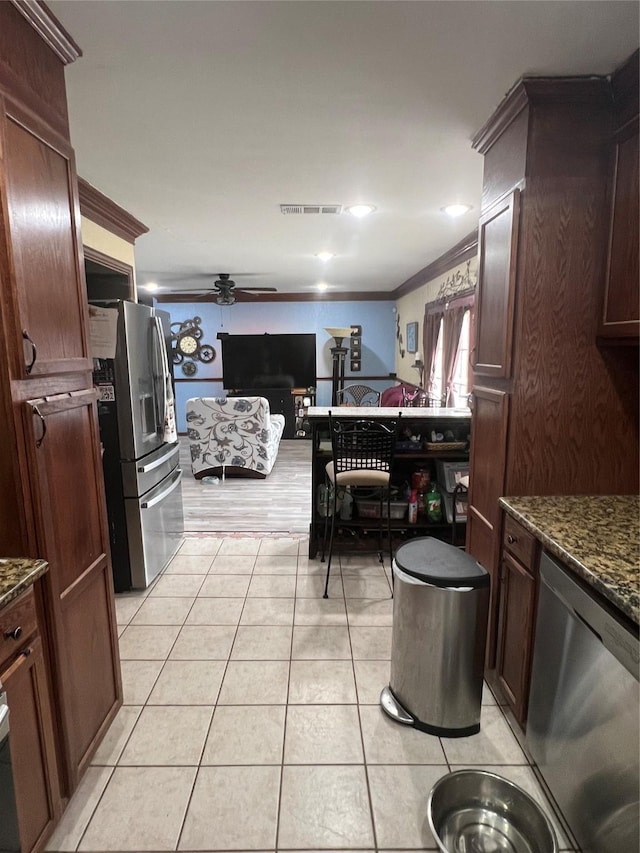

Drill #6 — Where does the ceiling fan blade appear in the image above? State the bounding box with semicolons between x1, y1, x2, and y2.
151;271;265;284
237;287;278;293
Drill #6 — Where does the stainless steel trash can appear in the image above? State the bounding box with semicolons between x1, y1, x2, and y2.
380;537;489;737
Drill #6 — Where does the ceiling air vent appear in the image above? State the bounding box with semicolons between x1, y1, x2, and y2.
280;204;343;215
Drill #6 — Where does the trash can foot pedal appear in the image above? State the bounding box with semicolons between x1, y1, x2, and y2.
380;685;481;737
380;686;414;725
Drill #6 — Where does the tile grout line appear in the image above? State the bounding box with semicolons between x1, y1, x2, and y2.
173;541;262;851
272;544;298;853
346;566;381;853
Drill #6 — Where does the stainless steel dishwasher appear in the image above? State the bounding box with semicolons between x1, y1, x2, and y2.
527;551;639;853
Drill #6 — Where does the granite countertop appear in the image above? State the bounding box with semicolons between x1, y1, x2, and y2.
308;406;471;419
499;495;639;625
0;558;49;611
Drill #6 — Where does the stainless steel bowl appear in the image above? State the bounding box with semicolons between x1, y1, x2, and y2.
427;770;558;853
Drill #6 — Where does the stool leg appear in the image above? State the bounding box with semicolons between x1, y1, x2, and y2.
324;483;337;598
386;487;393;570
376;486;384;564
321;482;329;563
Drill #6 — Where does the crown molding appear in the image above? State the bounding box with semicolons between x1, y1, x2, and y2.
83;246;135;280
10;0;82;64
473;75;611;155
78;178;149;244
392;229;478;299
155;290;394;304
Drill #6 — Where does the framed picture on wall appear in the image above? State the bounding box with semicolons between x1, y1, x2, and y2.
406;321;418;353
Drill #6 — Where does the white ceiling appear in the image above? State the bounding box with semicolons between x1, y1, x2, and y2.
50;1;639;298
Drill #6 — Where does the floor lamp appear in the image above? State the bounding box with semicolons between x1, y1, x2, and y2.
324;327;353;406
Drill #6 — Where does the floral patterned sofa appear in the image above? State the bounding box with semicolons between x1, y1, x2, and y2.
186;396;285;479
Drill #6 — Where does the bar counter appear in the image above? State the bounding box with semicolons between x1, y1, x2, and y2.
306;406;472;557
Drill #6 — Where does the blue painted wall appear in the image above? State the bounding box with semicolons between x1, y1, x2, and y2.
160;299;397;431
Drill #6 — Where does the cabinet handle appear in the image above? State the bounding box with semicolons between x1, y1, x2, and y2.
3;626;22;641
22;329;37;374
31;404;47;447
507;534;517;544
20;647;32;658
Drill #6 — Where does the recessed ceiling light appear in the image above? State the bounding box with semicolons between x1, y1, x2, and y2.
345;204;376;218
315;251;335;262
144;282;158;292
316;282;329;291
442;203;472;217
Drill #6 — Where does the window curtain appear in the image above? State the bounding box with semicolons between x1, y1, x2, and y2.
442;304;466;406
423;308;443;394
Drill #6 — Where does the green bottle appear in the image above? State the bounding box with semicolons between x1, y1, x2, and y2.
427;482;442;522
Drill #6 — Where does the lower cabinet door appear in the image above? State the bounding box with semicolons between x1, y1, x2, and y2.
466;385;509;667
495;551;537;726
24;390;122;791
2;636;61;853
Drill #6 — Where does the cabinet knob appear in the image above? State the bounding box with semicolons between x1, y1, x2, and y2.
507;534;517;544
4;626;22;641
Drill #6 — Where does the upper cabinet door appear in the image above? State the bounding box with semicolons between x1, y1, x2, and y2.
0;98;90;377
599;118;639;340
473;189;520;378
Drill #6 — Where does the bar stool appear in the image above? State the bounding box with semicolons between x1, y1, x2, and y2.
336;384;381;406
321;412;399;597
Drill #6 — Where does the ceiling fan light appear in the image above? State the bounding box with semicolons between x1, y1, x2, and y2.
345;204;376;218
216;292;236;306
442;203;472;217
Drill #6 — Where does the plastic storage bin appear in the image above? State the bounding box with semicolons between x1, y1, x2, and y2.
355;499;407;520
381;537;489;736
436;460;469;492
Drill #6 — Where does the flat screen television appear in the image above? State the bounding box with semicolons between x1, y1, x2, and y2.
221;333;316;390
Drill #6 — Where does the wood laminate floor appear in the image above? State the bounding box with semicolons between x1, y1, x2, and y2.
180;437;312;534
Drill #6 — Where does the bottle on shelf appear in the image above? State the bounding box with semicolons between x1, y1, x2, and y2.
426;481;443;522
408;489;419;524
339;487;353;520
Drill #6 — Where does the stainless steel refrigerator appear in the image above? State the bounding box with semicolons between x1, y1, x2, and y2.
92;300;184;591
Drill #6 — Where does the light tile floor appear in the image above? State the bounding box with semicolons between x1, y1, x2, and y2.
46;535;576;852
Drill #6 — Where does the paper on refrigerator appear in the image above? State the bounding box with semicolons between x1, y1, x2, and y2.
88;305;119;359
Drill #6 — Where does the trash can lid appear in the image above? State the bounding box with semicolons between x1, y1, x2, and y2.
394;537;489;588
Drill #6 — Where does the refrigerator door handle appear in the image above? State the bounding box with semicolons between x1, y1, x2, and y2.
153;316;169;430
141;468;183;509
137;443;180;473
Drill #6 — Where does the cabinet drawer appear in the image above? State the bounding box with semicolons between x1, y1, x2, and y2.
0;588;38;670
503;515;537;570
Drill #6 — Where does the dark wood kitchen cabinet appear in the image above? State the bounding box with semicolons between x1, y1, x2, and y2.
468;70;639;668
474;189;520;379
599;50;639;341
494;515;539;726
466;387;508;664
2;100;91;377
0;589;61;853
23;390;122;782
0;3;122;847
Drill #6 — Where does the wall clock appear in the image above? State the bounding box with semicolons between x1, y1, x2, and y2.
170;316;216;365
181;360;197;376
178;334;199;356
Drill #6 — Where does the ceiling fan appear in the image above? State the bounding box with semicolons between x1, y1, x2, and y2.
182;273;277;305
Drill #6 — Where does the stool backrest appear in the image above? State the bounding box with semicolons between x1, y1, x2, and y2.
328;414;399;475
337;384;381;407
